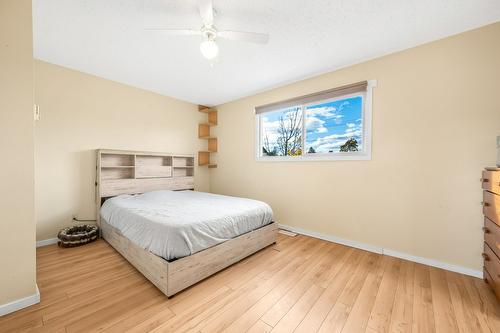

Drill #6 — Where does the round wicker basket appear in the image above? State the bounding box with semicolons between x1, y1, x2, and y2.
57;224;99;248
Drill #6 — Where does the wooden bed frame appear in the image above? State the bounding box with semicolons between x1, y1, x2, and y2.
96;149;278;297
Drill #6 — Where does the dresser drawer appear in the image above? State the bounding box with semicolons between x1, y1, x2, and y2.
484;217;500;259
484;268;500;300
482;170;500;196
483;191;500;225
483;243;500;300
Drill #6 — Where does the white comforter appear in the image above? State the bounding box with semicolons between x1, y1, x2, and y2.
100;190;273;260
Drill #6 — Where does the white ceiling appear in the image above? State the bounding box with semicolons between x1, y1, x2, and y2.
33;0;500;106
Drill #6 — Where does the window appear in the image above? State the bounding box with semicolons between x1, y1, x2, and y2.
261;106;303;157
256;80;375;161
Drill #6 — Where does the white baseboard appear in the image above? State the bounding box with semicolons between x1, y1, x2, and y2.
278;224;482;279
278;229;298;237
279;224;383;255
383;249;482;279
0;285;40;316
36;238;58;248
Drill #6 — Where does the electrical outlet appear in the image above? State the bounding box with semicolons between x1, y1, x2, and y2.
33;105;40;121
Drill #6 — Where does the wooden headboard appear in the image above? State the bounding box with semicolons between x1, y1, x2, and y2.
96;149;195;197
95;149;195;225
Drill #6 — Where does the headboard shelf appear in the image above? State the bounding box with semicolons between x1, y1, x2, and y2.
173;168;194;178
172;156;194;167
96;149;195;210
136;155;172;165
101;153;134;167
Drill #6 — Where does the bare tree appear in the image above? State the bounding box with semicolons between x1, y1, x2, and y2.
263;134;277;156
276;109;302;156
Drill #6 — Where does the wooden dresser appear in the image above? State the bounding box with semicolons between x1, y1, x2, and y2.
482;168;500;300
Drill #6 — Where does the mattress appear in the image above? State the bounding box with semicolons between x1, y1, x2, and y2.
100;190;273;260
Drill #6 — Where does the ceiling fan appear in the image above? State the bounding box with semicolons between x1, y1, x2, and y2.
147;0;269;60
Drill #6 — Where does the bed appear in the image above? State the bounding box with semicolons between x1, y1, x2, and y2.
96;149;278;297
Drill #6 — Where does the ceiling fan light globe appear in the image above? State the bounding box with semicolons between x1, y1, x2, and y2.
200;40;218;59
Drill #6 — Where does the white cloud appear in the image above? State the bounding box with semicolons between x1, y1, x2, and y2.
262;120;280;145
306;106;336;117
308;128;363;152
306;106;345;125
333;114;344;124
305;116;327;133
340;101;350;108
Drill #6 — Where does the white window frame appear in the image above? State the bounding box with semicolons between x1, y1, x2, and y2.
255;79;376;161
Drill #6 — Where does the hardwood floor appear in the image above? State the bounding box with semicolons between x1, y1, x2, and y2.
1;234;499;332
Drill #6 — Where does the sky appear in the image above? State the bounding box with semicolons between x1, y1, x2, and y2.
305;96;363;153
261;95;363;154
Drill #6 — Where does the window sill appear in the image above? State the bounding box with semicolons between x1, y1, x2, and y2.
256;153;372;162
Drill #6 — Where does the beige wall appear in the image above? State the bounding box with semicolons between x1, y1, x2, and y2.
0;0;37;304
34;61;210;240
211;23;500;272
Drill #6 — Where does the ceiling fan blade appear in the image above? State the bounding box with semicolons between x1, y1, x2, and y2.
145;29;201;36
198;0;214;25
218;31;269;44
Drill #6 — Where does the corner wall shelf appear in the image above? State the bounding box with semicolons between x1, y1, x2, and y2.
198;106;218;168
